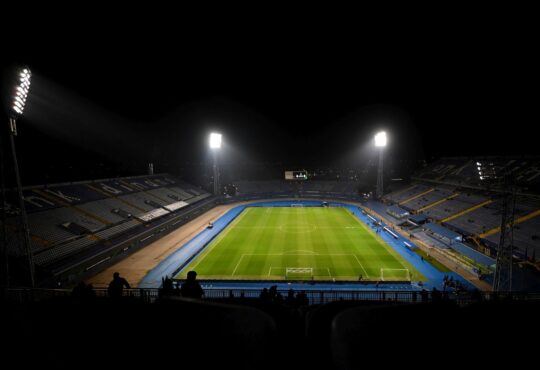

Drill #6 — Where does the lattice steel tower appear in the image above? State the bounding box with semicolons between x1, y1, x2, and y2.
493;175;516;292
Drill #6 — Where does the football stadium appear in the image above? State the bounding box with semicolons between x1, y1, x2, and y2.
2;14;540;369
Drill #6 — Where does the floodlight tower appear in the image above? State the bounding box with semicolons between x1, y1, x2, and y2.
209;133;222;195
374;131;387;199
5;68;35;287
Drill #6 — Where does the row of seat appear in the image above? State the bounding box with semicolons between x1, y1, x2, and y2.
384;182;540;259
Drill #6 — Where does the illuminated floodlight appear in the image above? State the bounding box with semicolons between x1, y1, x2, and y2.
209;132;222;149
11;67;32;116
374;131;387;147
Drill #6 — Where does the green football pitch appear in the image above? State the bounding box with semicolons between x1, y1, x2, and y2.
176;207;425;281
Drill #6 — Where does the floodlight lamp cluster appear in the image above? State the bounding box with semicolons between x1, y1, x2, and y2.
209;132;222;149
374;131;387;147
12;68;32;116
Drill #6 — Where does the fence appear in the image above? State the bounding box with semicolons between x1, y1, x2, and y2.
5;287;540;305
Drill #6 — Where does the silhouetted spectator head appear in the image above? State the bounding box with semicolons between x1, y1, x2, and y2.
180;271;204;299
113;272;120;279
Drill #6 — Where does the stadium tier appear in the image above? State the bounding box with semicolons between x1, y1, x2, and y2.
399;187;455;212
444;199;536;236
3;174;213;282
421;192;489;221
382;157;540;266
413;156;540;191
484;216;540;257
383;183;431;204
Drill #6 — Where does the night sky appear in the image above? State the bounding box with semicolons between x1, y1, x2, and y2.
1;5;537;185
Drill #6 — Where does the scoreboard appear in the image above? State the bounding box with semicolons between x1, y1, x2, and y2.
285;170;308;180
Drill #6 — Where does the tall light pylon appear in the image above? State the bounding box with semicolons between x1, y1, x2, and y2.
209;133;222;195
374;131;386;199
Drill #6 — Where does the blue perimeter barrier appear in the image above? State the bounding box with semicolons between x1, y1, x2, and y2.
139;200;474;291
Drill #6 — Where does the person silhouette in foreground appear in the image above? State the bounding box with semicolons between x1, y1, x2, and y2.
108;272;131;298
180;271;204;299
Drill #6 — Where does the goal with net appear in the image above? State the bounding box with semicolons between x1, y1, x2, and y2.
290;204;304;207
379;268;411;282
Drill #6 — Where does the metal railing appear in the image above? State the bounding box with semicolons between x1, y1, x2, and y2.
5;287;540;305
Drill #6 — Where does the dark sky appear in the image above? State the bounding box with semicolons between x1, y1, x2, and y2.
1;5;538;185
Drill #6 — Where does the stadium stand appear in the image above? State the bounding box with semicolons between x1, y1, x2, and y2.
3;174;213;285
76;199;129;223
380;156;540;272
414;156;540;191
422;192;490;221
117;192;158;212
169;186;196;200
383;183;431;204
444;199;537;236
484;213;540;258
400;187;455;212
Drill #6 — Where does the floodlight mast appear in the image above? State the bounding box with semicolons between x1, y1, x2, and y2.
375;132;386;199
209;133;222;195
4;67;35;287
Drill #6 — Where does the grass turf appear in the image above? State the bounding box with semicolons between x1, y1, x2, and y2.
176;207;426;281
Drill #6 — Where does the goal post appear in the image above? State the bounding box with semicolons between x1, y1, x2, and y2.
380;268;411;282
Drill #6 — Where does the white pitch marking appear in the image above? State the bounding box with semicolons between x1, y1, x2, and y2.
352;254;370;278
325;267;332;278
281;249;318;255
231;255;246;276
